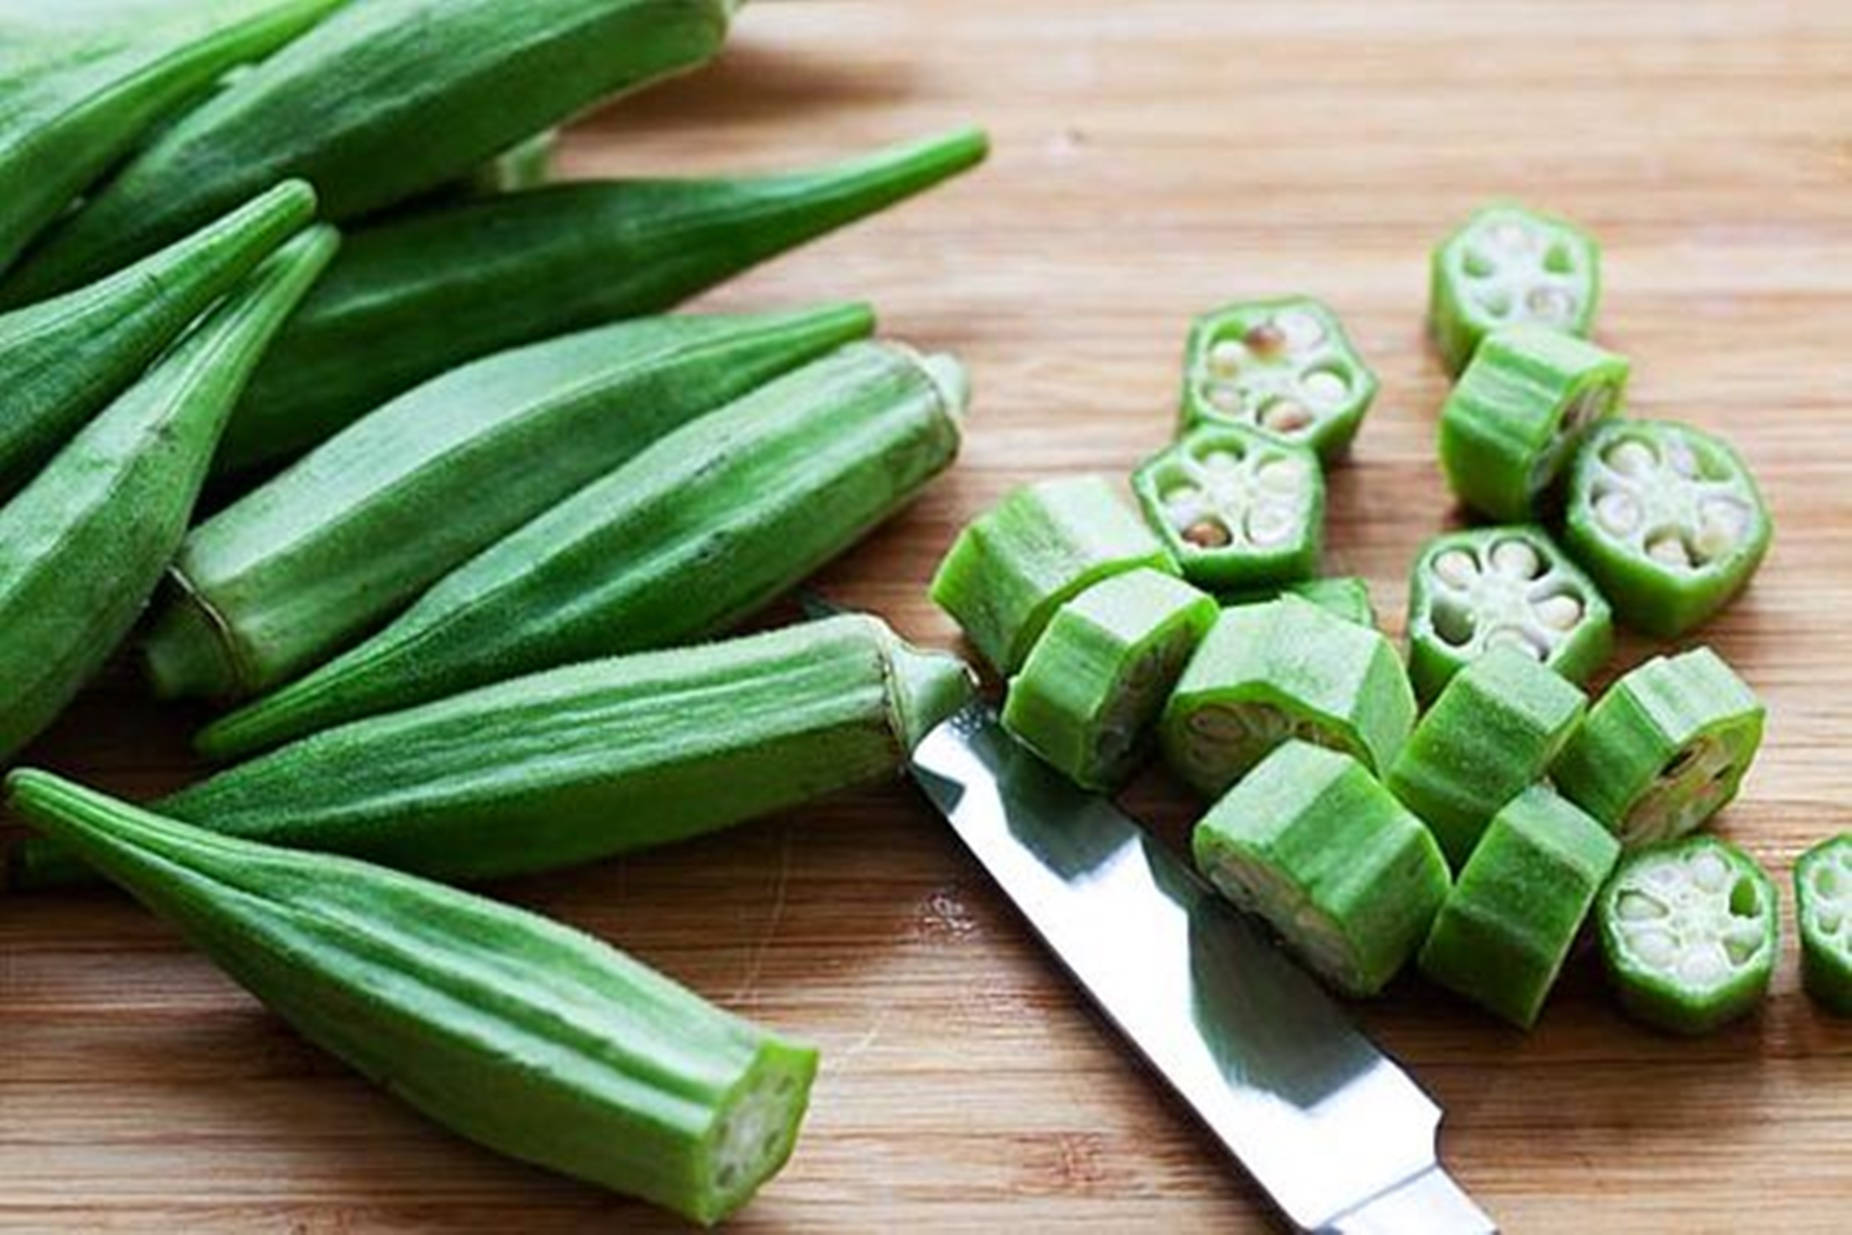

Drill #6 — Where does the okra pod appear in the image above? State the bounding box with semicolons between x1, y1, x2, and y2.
197;341;967;758
0;224;335;761
1796;834;1852;1016
146;304;874;703
218;127;987;474
1429;203;1601;376
1217;575;1377;628
6;770;817;1226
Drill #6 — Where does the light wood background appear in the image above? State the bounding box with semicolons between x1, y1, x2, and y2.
4;1;1850;1231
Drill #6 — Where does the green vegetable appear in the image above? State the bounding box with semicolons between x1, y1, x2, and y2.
146;304;873;704
1193;740;1450;997
0;179;315;499
931;474;1176;677
1160;594;1415;800
1404;524;1612;703
3;0;740;302
1179;296;1377;461
1429;203;1600;376
1417;785;1619;1028
1563;419;1772;637
1796;834;1852;1017
0;223;334;762
1001;568;1217;791
1131;423;1323;589
1386;646;1588;871
1217;575;1377;628
1439;324;1628;521
217;127;987;475
197;341;967;759
457;128;559;198
1597;835;1777;1035
12;616;969;889
5;769;816;1226
1552;647;1764;849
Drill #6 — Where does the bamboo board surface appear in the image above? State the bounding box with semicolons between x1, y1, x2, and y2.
4;1;1851;1230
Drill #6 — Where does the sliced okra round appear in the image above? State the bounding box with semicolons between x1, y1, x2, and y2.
1597;835;1777;1035
1132;424;1323;589
1404;524;1612;703
1564;419;1771;638
1218;575;1377;629
930;475;1177;676
1193;740;1450;997
1797;834;1852;1016
1428;203;1600;377
1552;647;1764;849
1418;785;1620;1029
1178;296;1378;462
1002;568;1218;792
1160;595;1415;800
1387;646;1589;871
1439;325;1629;521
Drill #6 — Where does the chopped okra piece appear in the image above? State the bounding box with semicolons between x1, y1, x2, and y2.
1387;646;1588;870
1597;835;1777;1035
1002;568;1218;791
1440;325;1629;521
1132;424;1324;589
930;475;1177;675
1160;595;1415;800
1418;786;1620;1028
1219;575;1378;629
1404;525;1612;703
1193;741;1450;997
1178;296;1378;462
1428;203;1601;376
1564;420;1772;637
1552;647;1764;849
1796;834;1852;1016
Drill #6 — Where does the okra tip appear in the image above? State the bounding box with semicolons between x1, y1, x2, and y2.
141;576;248;704
882;632;976;753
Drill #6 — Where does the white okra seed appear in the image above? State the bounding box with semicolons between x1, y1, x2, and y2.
1260;400;1315;433
1300;370;1349;407
1664;438;1701;479
1200;450;1242;473
1616;889;1669;921
1646;531;1693;569
1524;285;1576;322
1254;456;1306;494
1533;593;1584;630
1629;928;1678;966
1208;340;1246;379
1596;489;1643;536
1488;220;1536;253
1490;539;1543;579
1245;504;1297;547
1605;440;1657;477
1431;549;1479;588
1274;310;1326;350
1207;382;1246;414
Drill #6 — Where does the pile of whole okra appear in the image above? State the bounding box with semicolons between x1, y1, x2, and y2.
0;0;1845;1227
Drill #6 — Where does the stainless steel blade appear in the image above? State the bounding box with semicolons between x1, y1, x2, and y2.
909;702;1495;1234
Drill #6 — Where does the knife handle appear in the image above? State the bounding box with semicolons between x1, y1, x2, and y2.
1318;1164;1497;1234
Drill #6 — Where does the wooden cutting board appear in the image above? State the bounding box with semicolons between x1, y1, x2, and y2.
4;1;1848;1230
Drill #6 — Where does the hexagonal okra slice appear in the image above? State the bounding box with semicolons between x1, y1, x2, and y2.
1597;835;1777;1035
1796;833;1852;1016
1387;646;1588;871
1001;568;1218;792
1428;203;1601;376
1418;785;1620;1029
1132;424;1323;589
1193;740;1450;997
1178;296;1378;462
1564;419;1771;638
1403;525;1612;703
1552;646;1764;850
1159;594;1415;800
1439;324;1629;522
930;475;1177;676
1217;575;1377;629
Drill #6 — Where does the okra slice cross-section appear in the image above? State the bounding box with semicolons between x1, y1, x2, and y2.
1796;834;1852;1016
1564;419;1771;637
1597;835;1777;1035
1132;424;1323;589
1428;203;1601;376
1179;296;1378;461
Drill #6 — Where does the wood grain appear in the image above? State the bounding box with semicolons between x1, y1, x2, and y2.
4;1;1851;1230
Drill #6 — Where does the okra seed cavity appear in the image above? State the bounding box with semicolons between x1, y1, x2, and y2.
1300;368;1350;406
1134;425;1322;588
1596;489;1643;536
1275;310;1326;350
1525;286;1577;322
1433;549;1479;589
1208;382;1247;413
1261;399;1315;433
1185;519;1233;548
1534;593;1585;630
1490;539;1544;580
1208;341;1246;378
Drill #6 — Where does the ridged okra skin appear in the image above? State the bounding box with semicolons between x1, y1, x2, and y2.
1160;595;1415;800
219;127;989;475
1563;419;1772;638
145;304;874;704
1597;836;1777;1035
1439;325;1629;522
197;341;967;759
1417;786;1619;1028
1193;741;1450;998
1387;646;1588;871
13;616;971;889
1001;569;1217;792
1796;834;1852;1016
1428;203;1601;377
0;180;315;498
6;770;817;1226
931;475;1177;677
4;0;740;302
1217;575;1377;628
1552;647;1764;849
0;224;334;762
